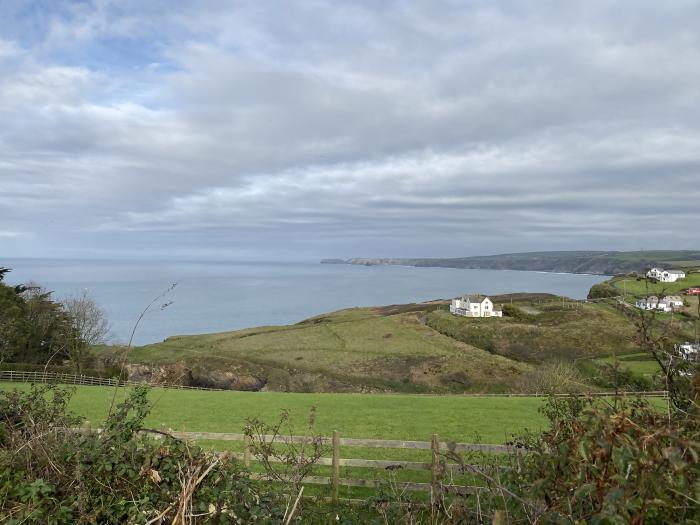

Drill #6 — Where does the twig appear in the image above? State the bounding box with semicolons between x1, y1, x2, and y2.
283;486;304;525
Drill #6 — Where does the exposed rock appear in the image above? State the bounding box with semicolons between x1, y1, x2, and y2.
125;362;266;391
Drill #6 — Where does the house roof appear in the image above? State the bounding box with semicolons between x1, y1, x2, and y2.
663;295;682;301
461;294;490;303
667;270;686;274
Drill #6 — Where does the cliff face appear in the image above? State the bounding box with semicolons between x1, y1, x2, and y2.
323;251;700;275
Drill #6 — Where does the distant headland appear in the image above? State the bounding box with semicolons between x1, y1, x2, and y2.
322;250;700;276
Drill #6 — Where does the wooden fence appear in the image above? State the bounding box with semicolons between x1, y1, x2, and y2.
79;427;518;503
0;370;223;391
0;370;668;397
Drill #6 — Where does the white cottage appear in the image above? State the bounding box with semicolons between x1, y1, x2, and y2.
450;294;502;318
675;342;699;362
636;296;659;310
646;268;686;283
663;295;684;308
635;295;682;312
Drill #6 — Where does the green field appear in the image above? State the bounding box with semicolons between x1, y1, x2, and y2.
1;383;669;499
593;352;662;378
610;272;700;297
0;382;547;442
1;382;549;496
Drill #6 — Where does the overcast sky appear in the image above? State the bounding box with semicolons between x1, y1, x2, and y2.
1;1;699;261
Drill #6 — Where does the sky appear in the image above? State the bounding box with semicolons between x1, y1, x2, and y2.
1;0;699;261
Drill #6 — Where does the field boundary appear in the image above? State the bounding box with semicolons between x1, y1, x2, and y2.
0;370;224;391
0;370;669;397
76;427;512;502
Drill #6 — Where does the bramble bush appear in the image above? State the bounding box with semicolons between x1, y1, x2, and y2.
0;385;285;524
0;385;424;524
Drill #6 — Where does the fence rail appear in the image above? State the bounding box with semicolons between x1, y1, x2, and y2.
76;427;506;500
0;370;668;397
0;370;224;391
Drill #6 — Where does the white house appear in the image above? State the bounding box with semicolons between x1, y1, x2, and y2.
646;268;686;283
675;342;699;362
663;295;684;308
635;295;682;312
636;296;660;310
450;294;502;318
647;268;664;279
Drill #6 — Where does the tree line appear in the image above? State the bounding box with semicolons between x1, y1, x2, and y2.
0;267;109;372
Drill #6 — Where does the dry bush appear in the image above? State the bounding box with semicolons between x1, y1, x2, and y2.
513;361;588;394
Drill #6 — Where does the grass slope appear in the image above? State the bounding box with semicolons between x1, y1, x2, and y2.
609;272;700;297
116;304;530;394
425;297;641;362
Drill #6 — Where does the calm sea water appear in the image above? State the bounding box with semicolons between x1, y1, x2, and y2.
3;259;605;345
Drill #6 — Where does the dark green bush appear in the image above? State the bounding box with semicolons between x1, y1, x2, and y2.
0;385;284;524
498;396;700;523
587;282;619;299
501;303;532;321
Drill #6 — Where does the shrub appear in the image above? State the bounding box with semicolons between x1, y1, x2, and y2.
587;282;619;299
501;304;532;321
513;361;588;394
0;385;283;524
500;396;700;523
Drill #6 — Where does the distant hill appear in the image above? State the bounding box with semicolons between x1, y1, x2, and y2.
94;291;697;394
322;250;700;275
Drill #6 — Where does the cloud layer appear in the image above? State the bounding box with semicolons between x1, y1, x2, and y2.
1;0;699;259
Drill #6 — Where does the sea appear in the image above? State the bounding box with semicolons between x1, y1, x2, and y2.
2;258;606;346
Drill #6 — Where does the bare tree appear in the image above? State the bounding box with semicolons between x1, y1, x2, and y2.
62;290;111;373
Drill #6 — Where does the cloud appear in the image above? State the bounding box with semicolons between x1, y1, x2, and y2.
0;1;699;259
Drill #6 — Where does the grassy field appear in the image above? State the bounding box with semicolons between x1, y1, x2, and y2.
609;272;700;296
99;303;530;394
1;382;668;499
0;382;553;499
0;382;547;443
593;352;662;378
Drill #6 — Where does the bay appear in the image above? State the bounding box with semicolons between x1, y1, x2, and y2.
3;258;605;346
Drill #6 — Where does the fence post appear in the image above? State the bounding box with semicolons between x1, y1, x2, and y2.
243;435;251;468
430;433;441;523
332;430;340;504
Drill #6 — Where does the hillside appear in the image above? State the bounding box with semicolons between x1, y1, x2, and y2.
323;250;700;275
105;303;530;394
607;272;700;298
95;292;696;394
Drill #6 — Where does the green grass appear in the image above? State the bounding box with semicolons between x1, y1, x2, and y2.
610;273;700;296
2;382;668;500
97;303;530;394
0;382;547;443
1;382;546;496
594;352;662;377
425;300;641;362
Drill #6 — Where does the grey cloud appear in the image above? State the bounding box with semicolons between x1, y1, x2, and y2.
0;1;699;259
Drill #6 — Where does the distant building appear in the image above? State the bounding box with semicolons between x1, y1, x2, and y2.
450;294;503;318
636;295;683;311
636;296;660;310
647;268;664;280
685;287;700;296
646;268;686;283
675;342;700;362
663;295;684;308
